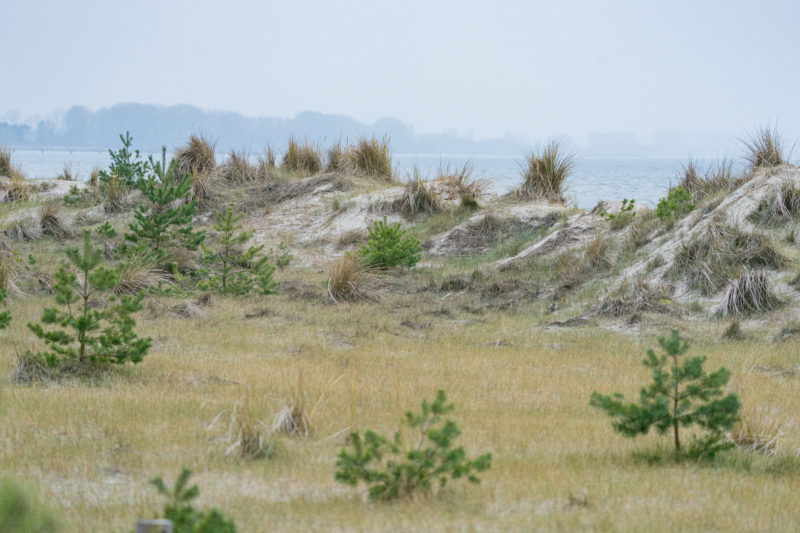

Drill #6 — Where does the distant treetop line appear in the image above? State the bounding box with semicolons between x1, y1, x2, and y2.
0;102;741;158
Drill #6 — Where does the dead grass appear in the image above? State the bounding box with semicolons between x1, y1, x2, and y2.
595;280;679;317
742;126;788;171
0;250;21;294
112;251;172;295
669;221;786;295
281;138;322;175
516;141;575;203
436;161;490;205
730;407;785;456
327;253;371;303
99;175;129;213
347;136;392;179
174;134;217;177
56;164;76;182
0;146;24;181
393;173;444;219
680;158;745;203
4;217;42;241
326;140;348;173
208;396;274;460
221;151;258;184
719;270;781;317
747;181;800;227
39;201;70;238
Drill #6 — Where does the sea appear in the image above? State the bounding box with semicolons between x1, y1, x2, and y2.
9;150;724;209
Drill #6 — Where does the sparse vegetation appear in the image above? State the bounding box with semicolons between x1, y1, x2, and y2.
679;158;744;203
747;181;800;227
719;270;780;316
656;186;695;221
599;199;636;230
173;134;217;178
335;390;492;502
591;330;740;458
516;141;575;203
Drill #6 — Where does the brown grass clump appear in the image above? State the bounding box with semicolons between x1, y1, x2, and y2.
680;158;744;203
516;141;575;203
272;371;314;437
722;320;746;340
327;253;370;303
326;140;349;172
719;270;781;316
347;136;392;179
89;166;100;187
742;126;788;171
39;201;70;238
56;164;76;182
669;221;786;295
436;161;490;206
0;250;21;294
584;232;609;270
730;407;784;455
112;251;172;295
208;396;273;460
394;174;444;219
4;217;42;241
0;146;24;181
173;134;217;177
99;175;128;213
747;181;800;227
281;138;322;175
222;150;257;183
596;280;679;317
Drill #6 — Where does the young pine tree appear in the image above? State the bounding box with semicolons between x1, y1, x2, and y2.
200;204;277;295
590;329;740;457
27;230;151;367
125;147;205;256
98;131;150;188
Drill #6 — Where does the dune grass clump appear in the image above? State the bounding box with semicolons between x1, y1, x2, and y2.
112;250;171;295
516;141;575;203
39;200;70;238
208;397;274;460
719;270;780;317
0;251;21;294
730;407;784;456
679;158;744;203
4;217;42;241
327;253;369;303
348;136;392;179
173;134;217;178
326;140;349;172
395;173;444;219
99;175;128;213
221;150;257;183
436;160;489;208
743;126;788;171
596;280;678;317
281;138;322;175
722;320;746;340
747;181;800;227
272;371;315;437
0;146;24;181
669;221;785;295
56;164;76;182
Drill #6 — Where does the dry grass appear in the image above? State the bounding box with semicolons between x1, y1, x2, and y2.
393;173;444;219
730;407;785;456
89;166;100;187
326;140;348;173
327;253;370;302
221;151;258;184
4;217;42;241
595;280;679;317
516;141;575;203
0;250;21;294
747;181;800;227
208;396;274;460
281;138;322;175
174;134;217;177
347;136;392;179
436;161;490;205
742;126;788;171
56;164;76;182
0;145;24;181
669;221;786;295
99;175;128;213
719;270;781;316
583;232;609;270
112;251;172;295
680;158;744;203
39;201;70;238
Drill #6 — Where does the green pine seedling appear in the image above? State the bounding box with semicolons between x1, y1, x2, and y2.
590;329;740;458
27;230;151;367
335;389;492;502
358;216;421;268
150;468;237;533
199;204;277;296
124;147;205;256
656;186;695;221
98;131;151;188
0;288;10;330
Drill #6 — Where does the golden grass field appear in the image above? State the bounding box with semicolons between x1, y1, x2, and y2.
2;268;800;532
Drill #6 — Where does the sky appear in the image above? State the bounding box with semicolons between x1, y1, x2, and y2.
3;0;800;145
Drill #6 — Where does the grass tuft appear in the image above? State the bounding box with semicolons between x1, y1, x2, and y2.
742;126;788;171
747;181;800;227
281;138;322;175
347;136;392;179
327;253;370;303
394;172;444;219
719;270;780;316
516;141;575;203
174;134;217;177
208;396;274;460
39;201;70;238
730;407;784;456
112;250;172;295
99;175;128;213
326;140;349;172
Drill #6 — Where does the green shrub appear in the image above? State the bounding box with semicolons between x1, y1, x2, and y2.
590;329;740;458
0;476;58;533
150;468;236;533
199;204;277;296
358;217;421;268
98;131;150;188
335;390;492;502
0;288;9;330
26;230;151;368
656;186;695;221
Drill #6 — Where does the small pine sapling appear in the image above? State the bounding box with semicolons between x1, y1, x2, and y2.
656;186;695;221
199;204;277;295
335;389;492;501
590;329;740;458
26;230;151;367
358;217;421;268
98;131;151;188
124;147;205;256
150;468;237;533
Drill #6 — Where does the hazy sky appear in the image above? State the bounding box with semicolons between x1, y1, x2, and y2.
3;0;799;143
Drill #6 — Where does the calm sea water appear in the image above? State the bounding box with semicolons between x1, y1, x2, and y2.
11;150;711;209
